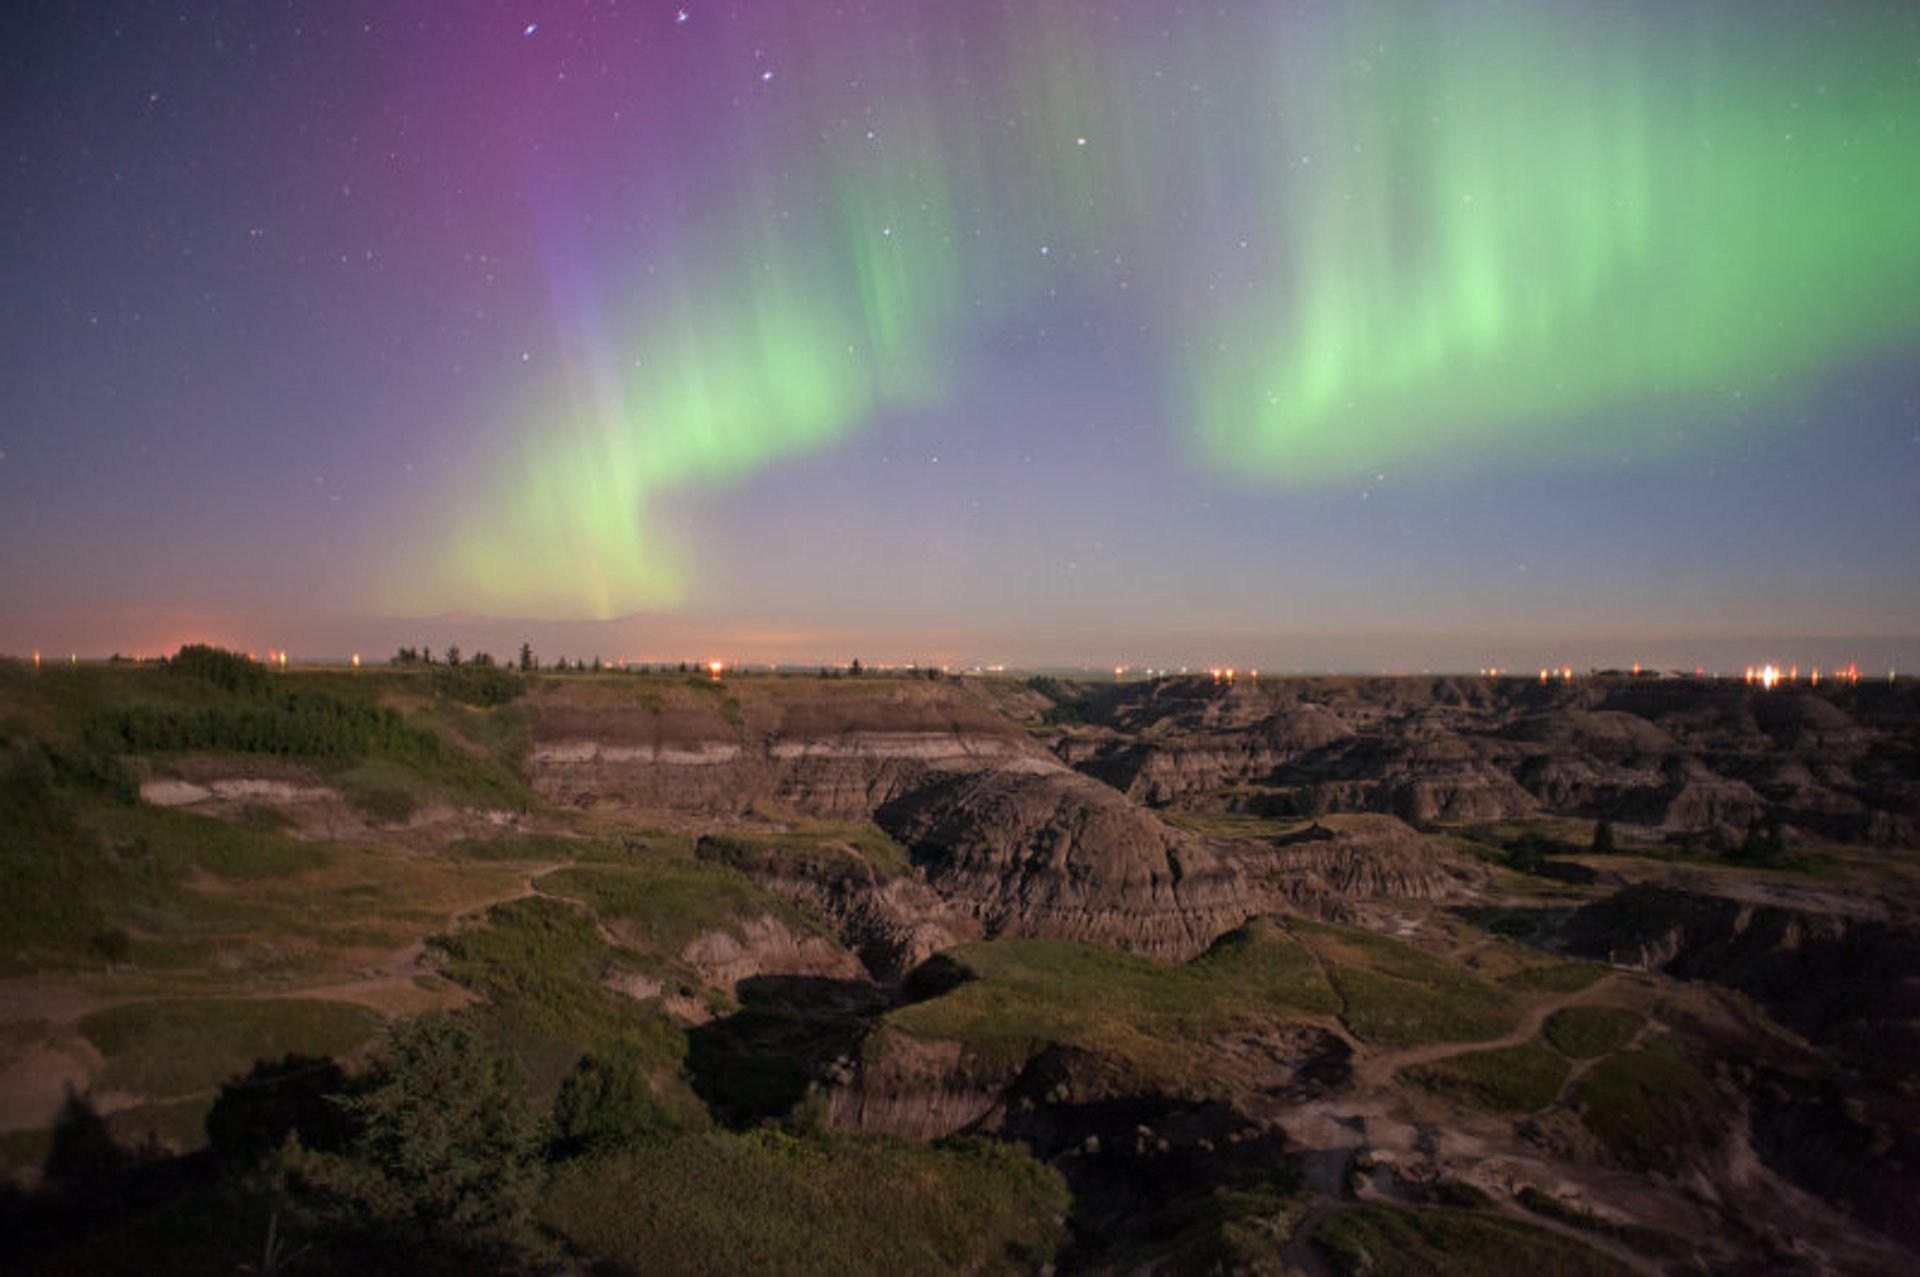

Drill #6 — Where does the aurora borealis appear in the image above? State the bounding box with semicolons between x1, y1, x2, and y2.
3;2;1918;669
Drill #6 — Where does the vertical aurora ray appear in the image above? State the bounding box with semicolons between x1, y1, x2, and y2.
410;18;978;619
1184;2;1920;481
390;2;1920;620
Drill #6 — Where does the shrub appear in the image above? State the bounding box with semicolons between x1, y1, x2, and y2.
551;1051;667;1158
288;1013;552;1269
166;644;270;696
205;1053;351;1171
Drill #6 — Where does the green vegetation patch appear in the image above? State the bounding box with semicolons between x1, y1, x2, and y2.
1498;959;1608;994
79;998;381;1100
431;895;694;1104
538;858;828;955
445;831;607;863
1400;1041;1570;1113
1572;1042;1722;1169
542;1131;1070;1277
1544;1006;1644;1059
0;742;335;971
887;919;1339;1090
1290;920;1517;1047
1313;1203;1633;1277
59;650;535;812
698;823;913;881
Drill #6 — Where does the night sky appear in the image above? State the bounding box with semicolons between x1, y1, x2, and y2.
4;1;1919;672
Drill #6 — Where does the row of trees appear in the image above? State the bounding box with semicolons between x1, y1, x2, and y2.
87;692;438;762
391;644;540;672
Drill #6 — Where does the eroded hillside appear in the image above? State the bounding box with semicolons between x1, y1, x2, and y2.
2;657;1916;1274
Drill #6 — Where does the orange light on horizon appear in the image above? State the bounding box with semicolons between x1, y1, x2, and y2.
352;653;362;669
32;650;40;669
1760;664;1780;690
707;660;725;680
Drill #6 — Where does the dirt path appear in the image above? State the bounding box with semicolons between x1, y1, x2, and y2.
245;862;566;1017
1352;971;1625;1090
0;864;565;1136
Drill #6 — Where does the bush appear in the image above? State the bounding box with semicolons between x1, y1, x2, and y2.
206;1053;351;1171
551;1051;667;1158
432;664;525;708
288;1013;552;1269
166;644;270;696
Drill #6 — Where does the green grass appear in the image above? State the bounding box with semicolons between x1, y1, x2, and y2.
78;998;382;1100
697;823;914;881
430;895;699;1111
445;831;602;863
541;1130;1070;1277
1313;1204;1634;1277
0;748;334;971
537;859;828;955
90;802;331;881
1572;1042;1721;1169
1498;959;1609;994
1290;921;1518;1047
1400;1041;1570;1113
885;918;1340;1091
1543;1006;1645;1059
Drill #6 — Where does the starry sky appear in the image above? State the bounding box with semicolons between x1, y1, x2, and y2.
4;1;1919;672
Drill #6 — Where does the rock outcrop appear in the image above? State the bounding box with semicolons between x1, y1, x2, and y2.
1038;674;1920;847
1247;815;1487;916
530;680;1046;819
876;763;1255;960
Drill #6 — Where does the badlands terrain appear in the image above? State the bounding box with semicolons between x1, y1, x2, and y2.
1;650;1917;1273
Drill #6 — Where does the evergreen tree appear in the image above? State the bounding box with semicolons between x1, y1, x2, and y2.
288;1014;549;1269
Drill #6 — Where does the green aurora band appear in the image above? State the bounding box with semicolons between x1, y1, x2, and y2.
1187;4;1920;481
417;3;1920;619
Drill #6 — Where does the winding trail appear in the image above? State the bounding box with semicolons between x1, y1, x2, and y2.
0;864;565;1135
1352;971;1624;1090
